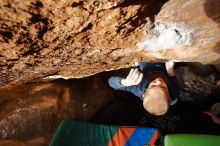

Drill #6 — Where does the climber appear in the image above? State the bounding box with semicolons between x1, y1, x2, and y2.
108;61;179;116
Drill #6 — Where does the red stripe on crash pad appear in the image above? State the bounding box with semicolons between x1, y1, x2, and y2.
149;130;160;146
107;128;135;146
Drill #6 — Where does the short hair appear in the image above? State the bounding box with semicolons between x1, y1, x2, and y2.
143;88;169;115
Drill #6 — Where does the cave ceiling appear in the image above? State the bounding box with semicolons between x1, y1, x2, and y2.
0;0;219;88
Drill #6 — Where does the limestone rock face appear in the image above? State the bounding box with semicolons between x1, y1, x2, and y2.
145;0;220;63
0;0;220;87
0;77;113;145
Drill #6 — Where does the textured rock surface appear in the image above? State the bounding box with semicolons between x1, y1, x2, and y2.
175;65;217;95
0;0;219;85
150;0;220;63
0;77;113;145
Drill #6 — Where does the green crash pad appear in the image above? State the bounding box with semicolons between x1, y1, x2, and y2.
165;134;220;146
50;119;160;146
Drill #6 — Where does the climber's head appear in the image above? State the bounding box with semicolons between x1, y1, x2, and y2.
143;77;171;116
